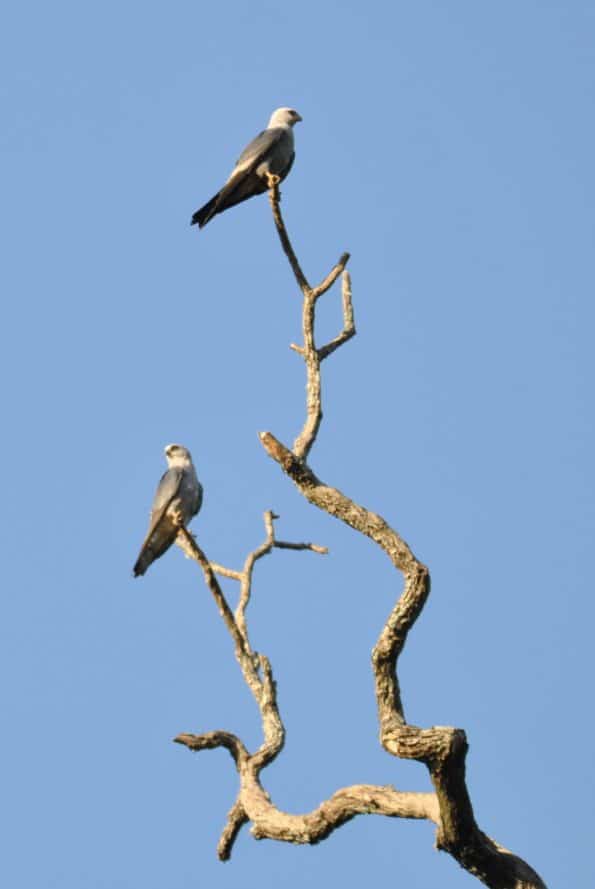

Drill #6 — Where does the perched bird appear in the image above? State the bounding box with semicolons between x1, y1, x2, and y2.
191;107;302;228
133;444;203;577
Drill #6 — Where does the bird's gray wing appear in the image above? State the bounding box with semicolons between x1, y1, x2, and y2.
134;467;186;577
281;150;295;180
190;478;203;517
191;128;291;227
146;467;184;537
234;127;285;171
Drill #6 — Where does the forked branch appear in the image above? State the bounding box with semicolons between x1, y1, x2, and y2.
256;188;547;889
174;493;439;860
176;187;546;889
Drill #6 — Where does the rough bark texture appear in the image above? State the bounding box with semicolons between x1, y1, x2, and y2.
173;186;547;889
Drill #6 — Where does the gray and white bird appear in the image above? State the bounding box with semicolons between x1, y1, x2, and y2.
191;107;302;228
133;444;203;577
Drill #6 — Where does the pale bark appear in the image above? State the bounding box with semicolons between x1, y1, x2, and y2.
174;187;547;889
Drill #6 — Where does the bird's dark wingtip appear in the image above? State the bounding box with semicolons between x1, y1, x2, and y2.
191;211;210;229
191;193;220;229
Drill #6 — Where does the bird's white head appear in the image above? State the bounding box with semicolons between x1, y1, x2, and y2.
268;107;302;128
164;443;193;467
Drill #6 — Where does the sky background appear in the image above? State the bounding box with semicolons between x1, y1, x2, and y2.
1;1;593;886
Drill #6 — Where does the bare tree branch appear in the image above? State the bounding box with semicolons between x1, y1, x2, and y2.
234;510;327;642
174;731;248;768
268;187;353;460
175;527;264;706
210;562;244;581
274;539;327;553
217;800;248;861
173;512;441;863
174;187;546;888
318;270;356;360
257;193;548;889
269;186;311;293
247;784;440;844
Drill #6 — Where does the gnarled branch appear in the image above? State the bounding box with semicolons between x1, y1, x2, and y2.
255;189;547;889
175;187;546;889
174;512;440;863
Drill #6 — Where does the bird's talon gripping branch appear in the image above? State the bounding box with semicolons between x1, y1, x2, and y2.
190;107;302;229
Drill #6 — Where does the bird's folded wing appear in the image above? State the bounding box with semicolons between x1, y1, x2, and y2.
145;467;184;538
232;127;285;175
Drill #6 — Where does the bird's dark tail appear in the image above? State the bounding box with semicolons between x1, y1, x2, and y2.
191;192;220;228
133;541;157;577
133;527;177;577
133;551;151;577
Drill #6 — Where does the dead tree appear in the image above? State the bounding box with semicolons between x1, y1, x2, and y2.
174;187;547;889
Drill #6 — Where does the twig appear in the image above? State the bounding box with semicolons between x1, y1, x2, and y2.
318;271;356;360
210;562;243;581
235;510;327;641
174;730;248;768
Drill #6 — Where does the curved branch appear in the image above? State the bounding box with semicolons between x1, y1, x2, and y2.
245;783;439;844
257;201;547;889
258;441;546;888
251;654;284;769
173;730;248;768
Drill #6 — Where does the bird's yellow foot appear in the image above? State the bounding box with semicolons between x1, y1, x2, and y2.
266;172;281;188
171;507;185;528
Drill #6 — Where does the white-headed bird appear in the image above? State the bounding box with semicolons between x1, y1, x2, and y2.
191;107;302;228
134;444;202;577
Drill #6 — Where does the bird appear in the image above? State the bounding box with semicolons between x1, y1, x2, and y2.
191;107;302;228
133;444;203;577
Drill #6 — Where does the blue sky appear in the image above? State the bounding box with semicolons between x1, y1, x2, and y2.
1;1;594;886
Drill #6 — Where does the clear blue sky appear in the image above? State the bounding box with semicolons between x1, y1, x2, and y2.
2;2;593;886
